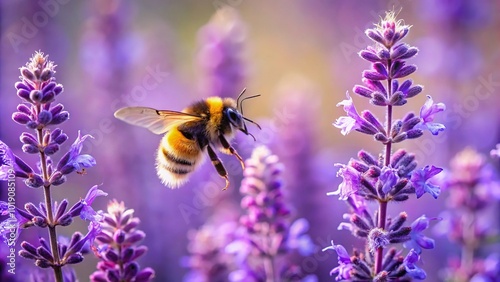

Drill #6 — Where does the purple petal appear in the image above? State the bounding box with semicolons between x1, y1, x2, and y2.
380;167;398;194
404;249;427;279
84;185;108;205
415;235;435;250
419;96;446;135
411;166;443;199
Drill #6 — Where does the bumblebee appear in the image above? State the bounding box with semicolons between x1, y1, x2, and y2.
114;90;260;190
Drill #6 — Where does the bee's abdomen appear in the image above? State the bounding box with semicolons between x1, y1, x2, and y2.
155;127;203;188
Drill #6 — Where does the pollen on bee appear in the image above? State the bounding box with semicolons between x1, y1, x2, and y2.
77;168;87;175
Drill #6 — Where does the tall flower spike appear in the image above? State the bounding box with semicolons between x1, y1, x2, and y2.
90;200;154;282
182;220;238;282
0;51;104;282
227;146;314;281
327;11;443;280
435;148;500;281
197;6;246;98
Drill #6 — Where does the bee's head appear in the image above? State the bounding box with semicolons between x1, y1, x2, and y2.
225;107;248;133
223;89;261;141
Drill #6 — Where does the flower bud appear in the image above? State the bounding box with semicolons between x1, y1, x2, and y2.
20;67;35;81
53;84;64;95
12;112;31;125
44;144;59;155
30;90;43;103
26;121;38;129
66;253;84;264
50;111;69;125
54;133;68;145
40;68;54;81
37;110;53;125
17;88;31;102
22;144;39;154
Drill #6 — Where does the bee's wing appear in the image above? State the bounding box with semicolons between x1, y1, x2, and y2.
114;107;202;134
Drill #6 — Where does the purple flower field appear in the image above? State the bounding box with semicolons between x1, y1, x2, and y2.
1;1;499;281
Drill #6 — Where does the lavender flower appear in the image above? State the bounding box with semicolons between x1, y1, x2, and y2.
197;6;247;98
434;148;500;281
182;220;238;282
322;242;352;281
227;146;314;281
326;11;445;280
0;51;104;282
90;200;155;282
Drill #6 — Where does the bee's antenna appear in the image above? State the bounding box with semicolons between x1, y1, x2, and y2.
243;117;262;130
239;94;261;116
236;88;247;112
247;132;257;142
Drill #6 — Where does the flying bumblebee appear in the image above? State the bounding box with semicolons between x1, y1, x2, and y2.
114;89;260;190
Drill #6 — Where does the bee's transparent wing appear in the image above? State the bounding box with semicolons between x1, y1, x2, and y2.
114;107;202;134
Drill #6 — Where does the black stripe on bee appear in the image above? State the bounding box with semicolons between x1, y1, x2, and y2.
187;100;210;117
162;148;194;166
164;166;191;175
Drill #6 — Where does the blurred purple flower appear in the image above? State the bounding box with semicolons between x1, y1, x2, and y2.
436;148;500;281
230;146;314;281
411;165;443;199
197;6;246;98
490;144;500;158
182;221;238;282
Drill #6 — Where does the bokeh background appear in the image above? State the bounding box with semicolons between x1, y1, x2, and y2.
1;0;500;281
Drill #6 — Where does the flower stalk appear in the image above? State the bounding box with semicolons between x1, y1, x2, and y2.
0;51;104;282
328;11;446;280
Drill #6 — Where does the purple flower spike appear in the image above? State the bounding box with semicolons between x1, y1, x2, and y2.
418;95;446;135
322;241;353;281
228;146;313;280
329;11;444;279
91;200;154;282
328;163;361;200
404;215;439;254
404;249;426;280
411;165;443;199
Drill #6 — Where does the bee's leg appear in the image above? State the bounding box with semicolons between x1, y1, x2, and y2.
207;144;230;190
219;135;245;169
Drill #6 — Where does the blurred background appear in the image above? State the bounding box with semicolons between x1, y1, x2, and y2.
1;0;500;281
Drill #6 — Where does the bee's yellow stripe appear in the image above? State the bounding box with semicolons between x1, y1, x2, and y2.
162;128;200;160
207;97;223;126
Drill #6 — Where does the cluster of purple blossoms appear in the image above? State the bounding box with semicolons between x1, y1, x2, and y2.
327;12;445;281
435;148;500;281
90;200;154;282
226;146;314;282
182;219;238;281
0;52;106;281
